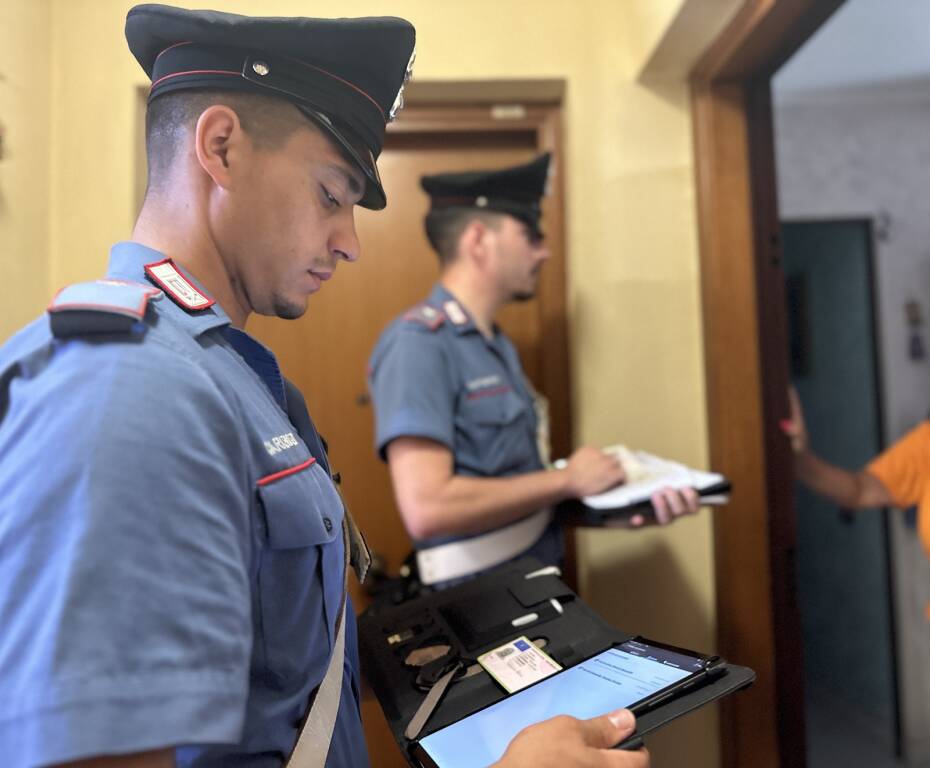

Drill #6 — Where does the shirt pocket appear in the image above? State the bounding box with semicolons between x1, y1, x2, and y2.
456;388;537;477
461;386;528;426
255;458;345;683
257;458;341;548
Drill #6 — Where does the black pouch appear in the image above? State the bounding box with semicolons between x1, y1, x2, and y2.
358;556;755;766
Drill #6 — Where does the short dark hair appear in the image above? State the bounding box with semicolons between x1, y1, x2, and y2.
424;207;504;266
144;89;307;195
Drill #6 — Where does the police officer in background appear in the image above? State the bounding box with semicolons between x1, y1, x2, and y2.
0;6;647;768
368;155;700;588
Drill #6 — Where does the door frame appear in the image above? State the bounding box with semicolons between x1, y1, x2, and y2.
689;2;846;766
781;215;901;755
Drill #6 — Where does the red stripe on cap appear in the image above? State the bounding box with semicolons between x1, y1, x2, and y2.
154;41;193;62
280;53;385;121
257;457;317;487
431;196;481;207
150;69;242;90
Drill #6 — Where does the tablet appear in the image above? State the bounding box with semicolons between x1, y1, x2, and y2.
410;637;723;768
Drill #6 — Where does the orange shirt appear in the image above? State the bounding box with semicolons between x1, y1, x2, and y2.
867;421;930;559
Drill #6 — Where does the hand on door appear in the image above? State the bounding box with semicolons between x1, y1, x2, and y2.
780;386;809;454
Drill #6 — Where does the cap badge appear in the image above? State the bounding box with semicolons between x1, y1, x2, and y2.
544;158;555;196
252;61;270;76
389;46;417;122
475;196;489;208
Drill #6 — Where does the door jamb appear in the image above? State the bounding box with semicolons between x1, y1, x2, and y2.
689;2;846;766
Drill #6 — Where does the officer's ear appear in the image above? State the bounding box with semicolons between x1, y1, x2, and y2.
194;104;247;190
461;218;491;263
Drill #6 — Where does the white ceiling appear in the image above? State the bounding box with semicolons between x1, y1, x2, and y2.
774;0;930;94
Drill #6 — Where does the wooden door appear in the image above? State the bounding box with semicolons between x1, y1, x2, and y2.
248;96;569;767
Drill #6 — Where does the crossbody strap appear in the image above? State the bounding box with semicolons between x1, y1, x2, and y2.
286;517;350;768
285;600;347;768
282;380;371;768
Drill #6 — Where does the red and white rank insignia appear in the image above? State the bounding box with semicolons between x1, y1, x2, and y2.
443;300;468;325
144;258;215;312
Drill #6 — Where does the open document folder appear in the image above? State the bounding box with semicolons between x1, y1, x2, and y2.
554;445;731;522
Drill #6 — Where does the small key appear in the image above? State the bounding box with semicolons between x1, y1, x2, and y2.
404;660;463;740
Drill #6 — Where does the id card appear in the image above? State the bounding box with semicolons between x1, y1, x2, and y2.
477;636;562;693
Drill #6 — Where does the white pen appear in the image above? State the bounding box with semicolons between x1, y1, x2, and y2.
524;565;562;579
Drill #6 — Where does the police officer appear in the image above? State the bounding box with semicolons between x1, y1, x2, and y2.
0;6;647;768
368;155;700;587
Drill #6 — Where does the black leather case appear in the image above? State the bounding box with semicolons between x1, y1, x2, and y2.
358;557;754;765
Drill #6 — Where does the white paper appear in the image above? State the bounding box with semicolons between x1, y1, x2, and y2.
554;445;727;511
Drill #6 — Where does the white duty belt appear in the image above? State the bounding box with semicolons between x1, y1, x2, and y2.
416;508;552;586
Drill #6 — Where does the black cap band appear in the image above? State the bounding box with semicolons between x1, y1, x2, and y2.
151;42;384;162
428;196;543;237
127;5;416;210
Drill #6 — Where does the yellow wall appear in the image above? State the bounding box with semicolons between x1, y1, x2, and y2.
0;0;51;340
625;0;689;71
13;1;718;764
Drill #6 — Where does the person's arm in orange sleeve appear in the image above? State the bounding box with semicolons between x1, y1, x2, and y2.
780;387;897;510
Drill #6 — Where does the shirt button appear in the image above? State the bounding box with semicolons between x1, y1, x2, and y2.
323;517;333;533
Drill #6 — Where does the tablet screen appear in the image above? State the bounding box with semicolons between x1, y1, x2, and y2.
416;640;702;768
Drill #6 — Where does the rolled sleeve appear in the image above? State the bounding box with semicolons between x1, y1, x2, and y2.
0;337;253;767
369;328;457;458
866;422;930;508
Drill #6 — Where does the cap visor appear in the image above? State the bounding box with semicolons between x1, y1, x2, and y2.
295;105;386;210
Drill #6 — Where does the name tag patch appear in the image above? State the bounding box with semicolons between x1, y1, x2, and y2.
264;432;299;456
466;374;502;392
443;300;468;325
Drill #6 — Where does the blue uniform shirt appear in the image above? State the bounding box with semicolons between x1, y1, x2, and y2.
367;283;562;571
0;242;369;768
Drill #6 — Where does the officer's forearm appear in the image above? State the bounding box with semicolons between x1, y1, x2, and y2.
408;470;571;539
387;437;571;540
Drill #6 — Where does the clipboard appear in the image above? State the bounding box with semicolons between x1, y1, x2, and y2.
559;479;732;527
553;447;731;527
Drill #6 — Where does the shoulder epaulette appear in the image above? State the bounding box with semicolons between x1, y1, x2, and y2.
402;304;445;331
47;279;162;338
